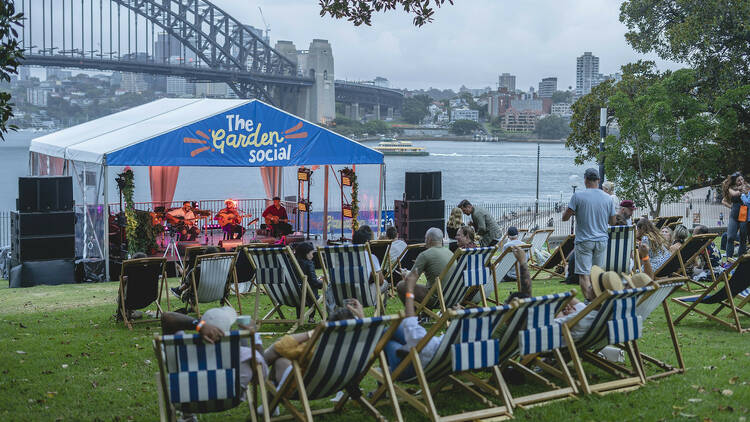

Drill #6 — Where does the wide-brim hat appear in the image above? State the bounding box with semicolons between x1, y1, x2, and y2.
590;265;625;297
622;272;652;288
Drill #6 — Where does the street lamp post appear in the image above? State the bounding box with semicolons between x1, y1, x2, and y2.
599;107;607;188
535;142;540;222
571;185;577;234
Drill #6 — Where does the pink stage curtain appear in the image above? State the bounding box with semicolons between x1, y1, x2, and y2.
37;154;48;175
149;166;180;208
35;153;65;176
260;166;281;199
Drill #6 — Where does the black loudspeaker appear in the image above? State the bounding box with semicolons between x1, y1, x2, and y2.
177;240;201;256
17;176;74;212
405;172;442;200
218;239;243;252
11;211;76;237
397;218;445;242
394;200;445;221
9;259;76;287
12;235;75;262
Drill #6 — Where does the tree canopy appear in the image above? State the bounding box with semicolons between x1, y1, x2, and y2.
535;115;571;140
0;0;23;141
450;119;482;135
319;0;454;26
401;94;431;124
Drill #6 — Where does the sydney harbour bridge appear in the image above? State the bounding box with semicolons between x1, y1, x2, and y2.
18;0;403;123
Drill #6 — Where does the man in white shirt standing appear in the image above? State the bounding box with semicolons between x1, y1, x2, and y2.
562;169;617;301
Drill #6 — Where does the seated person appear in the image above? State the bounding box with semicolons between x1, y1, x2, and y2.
352;225;388;294
262;197;292;237
446;207;465;240
396;227;454;307
171;246;221;309
499;226;525;283
385;226;408;265
670;224;689;254
636;218;671;278
161;307;266;420
167;201;200;241
693;225;721;270
260;299;364;414
293;241;333;315
455;225;478;249
216;199;246;240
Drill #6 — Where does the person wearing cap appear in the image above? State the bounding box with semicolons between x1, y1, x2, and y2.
215;199;246;240
618;200;636;225
499;226;526;282
562;168;617;301
458;199;502;247
262;196;292;237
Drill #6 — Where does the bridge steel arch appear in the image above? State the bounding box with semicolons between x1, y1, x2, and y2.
20;0;313;104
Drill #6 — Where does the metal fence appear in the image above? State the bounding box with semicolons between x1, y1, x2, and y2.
0;211;10;247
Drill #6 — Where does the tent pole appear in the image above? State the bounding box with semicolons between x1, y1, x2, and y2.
323;165;329;243
377;164;383;238
103;164;110;281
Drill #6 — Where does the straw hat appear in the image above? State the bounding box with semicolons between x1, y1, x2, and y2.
623;272;652;288
590;265;624;297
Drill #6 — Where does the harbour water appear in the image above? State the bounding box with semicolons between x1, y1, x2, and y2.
0;130;593;211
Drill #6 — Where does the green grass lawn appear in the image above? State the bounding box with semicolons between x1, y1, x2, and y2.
0;274;748;421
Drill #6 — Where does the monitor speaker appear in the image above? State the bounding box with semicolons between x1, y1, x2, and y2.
396;218;445;242
218;239;243;252
12;235;75;261
405;172;441;201
394;200;445;221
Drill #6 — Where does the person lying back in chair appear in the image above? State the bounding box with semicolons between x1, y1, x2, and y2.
170;246;220;309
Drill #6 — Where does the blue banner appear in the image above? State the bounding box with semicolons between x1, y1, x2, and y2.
293;210;395;236
106;100;383;167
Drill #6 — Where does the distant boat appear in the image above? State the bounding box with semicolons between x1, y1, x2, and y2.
374;138;429;156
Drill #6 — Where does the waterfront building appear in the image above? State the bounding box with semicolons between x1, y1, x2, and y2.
576;52;599;98
498;73;516;92
538;77;557;98
452;108;479;122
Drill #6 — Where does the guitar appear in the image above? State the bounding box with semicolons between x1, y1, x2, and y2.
216;212;253;226
264;215;288;226
166;213;206;226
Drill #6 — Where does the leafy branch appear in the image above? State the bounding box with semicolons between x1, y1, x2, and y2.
319;0;453;26
0;0;24;141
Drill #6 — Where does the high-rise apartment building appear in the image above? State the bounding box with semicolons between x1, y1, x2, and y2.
498;73;516;92
576;52;599;98
538;77;557;98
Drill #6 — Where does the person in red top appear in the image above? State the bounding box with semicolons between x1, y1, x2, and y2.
262;196;292;237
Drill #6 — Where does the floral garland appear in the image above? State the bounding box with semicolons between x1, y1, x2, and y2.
118;168;139;256
341;167;360;231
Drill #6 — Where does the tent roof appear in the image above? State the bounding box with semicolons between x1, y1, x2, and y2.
30;98;383;167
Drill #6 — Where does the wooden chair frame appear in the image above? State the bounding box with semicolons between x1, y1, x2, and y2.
653;233;718;291
415;246;497;320
245;246;326;333
559;287;654;395
369;239;395;294
263;314;404;422
531;234;575;280
489;243;531;302
672;254;750;333
190;252;241;318
118;257;169;330
370;307;516;422
526;229;554;266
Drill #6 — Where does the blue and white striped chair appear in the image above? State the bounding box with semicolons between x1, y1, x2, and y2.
604;225;635;273
526;229;554;265
499;291;580;406
190;253;240;318
245;246;326;333
371;305;516;421
265;314;404;421
317;244;384;315
153;330;260;422
561;286;654;395
417;246;498;318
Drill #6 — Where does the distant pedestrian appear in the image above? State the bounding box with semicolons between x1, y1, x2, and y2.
721;172;748;259
602;181;620;211
562;168;616;301
458;199;502;247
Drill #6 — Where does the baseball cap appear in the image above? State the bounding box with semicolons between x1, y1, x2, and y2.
507;226;518;236
620;200;636;209
584;168;600;181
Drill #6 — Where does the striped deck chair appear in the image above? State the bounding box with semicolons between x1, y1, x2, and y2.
490;243;531;302
190;253;241;318
245;246;325;333
234;243;267;294
654;233;718;291
604;225;635;273
526;229;554;265
673;254;750;333
370;306;517;421
369;239;395;293
531;234;575;280
117;257;169;330
318;244;384;315
182;246;207;284
417;246;498;319
630;279;686;380
560;286;654;395
153;330;262;422
396;242;426;272
502;291;579;407
264;314;404;421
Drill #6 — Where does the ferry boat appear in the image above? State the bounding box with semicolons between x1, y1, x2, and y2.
374;139;429;156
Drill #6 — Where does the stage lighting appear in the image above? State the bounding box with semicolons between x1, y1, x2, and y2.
342;204;353;218
298;200;311;213
297;167;313;181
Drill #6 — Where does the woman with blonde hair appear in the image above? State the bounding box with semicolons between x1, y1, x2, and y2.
446;207;464;239
670;225;689;253
636;218;671;277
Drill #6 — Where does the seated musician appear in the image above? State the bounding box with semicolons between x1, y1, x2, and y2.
262;196;292;237
216;199;246;240
167;201;200;241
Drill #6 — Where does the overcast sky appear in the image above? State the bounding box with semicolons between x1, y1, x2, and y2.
212;0;683;91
